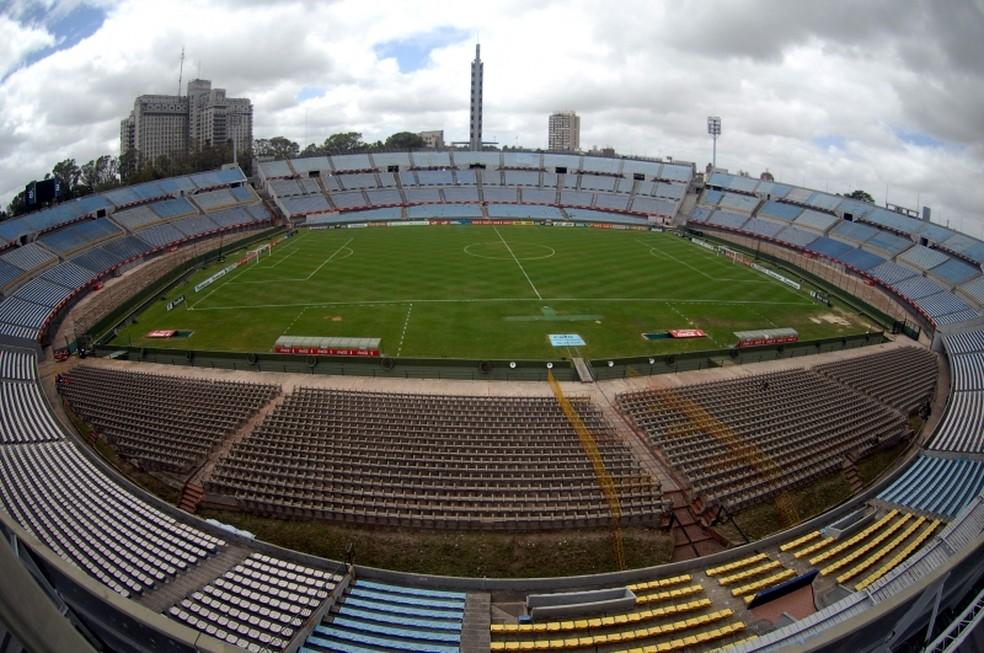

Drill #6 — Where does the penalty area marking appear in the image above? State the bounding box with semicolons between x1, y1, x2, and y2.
638;239;769;283
224;246;355;285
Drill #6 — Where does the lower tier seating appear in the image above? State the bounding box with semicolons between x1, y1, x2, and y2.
208;388;664;530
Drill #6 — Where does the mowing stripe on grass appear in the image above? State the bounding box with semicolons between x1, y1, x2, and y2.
189;297;814;311
494;227;542;299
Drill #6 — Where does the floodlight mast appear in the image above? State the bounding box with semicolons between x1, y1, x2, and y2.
707;116;722;169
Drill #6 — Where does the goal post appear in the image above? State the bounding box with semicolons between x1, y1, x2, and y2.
246;243;271;264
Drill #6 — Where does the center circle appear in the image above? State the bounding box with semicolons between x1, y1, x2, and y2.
464;242;556;261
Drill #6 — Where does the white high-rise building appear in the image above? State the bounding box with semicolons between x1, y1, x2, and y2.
120;79;253;166
548;111;581;152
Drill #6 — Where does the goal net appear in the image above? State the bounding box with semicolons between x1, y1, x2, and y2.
245;243;271;264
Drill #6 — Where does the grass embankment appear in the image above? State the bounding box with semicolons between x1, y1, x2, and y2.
199;509;673;578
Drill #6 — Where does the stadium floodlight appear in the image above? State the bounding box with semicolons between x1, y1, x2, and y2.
707;116;722;169
546;362;553;369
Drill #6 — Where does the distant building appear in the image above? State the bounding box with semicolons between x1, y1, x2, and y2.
469;44;483;151
120;79;253;166
418;130;445;149
548;111;580;152
760;170;775;182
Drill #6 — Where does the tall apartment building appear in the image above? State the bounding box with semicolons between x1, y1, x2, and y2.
120;79;252;165
548;111;580;152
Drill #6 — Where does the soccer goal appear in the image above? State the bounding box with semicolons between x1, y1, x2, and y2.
245;243;271;264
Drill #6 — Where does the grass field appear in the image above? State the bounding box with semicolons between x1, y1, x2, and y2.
112;225;871;358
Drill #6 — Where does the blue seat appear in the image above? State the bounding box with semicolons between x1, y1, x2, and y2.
342;596;463;621
339;606;462;631
355;581;466;602
325;617;461;643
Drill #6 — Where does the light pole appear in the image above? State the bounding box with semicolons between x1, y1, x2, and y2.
707;116;721;169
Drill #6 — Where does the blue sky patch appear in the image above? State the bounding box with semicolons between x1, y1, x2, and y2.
374;26;470;73
296;86;326;102
19;4;107;70
812;133;846;150
895;128;943;148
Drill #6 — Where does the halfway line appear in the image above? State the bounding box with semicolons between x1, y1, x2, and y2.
494;227;542;300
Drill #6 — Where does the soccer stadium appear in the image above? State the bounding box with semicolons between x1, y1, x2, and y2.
1;145;983;653
3;4;984;652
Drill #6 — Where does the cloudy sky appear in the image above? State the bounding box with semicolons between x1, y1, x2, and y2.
2;0;983;237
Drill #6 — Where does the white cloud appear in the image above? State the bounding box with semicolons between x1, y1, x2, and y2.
1;0;983;239
0;14;55;78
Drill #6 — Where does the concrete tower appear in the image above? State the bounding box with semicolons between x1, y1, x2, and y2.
469;43;483;151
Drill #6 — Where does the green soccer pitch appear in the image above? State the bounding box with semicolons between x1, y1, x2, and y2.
110;225;872;359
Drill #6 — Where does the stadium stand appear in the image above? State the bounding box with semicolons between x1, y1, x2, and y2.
262;151;692;227
0;440;226;598
829;220;878;245
61;365;280;474
307;580;465;653
168;553;339;651
877;454;984;519
897;245;950;273
207;388;664;529
37;218;122;256
617;366;905;511
812;347;937;415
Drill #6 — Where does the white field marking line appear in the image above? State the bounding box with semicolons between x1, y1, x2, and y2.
494;226;542;300
266;245;302;269
638;239;769;283
305;237;354;280
228;247;354;284
190;253;263;309
396;303;413;356
667;303;720;346
282;306;310;335
190;297;814;311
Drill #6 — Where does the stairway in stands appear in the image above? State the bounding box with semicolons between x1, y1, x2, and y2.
842;454;865;494
667;489;725;561
177;480;204;514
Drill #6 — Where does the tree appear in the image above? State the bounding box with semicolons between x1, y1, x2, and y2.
846;189;875;204
79;155;119;194
254;136;299;160
5;190;26;218
384;131;426;150
322;131;365;154
51;159;81;199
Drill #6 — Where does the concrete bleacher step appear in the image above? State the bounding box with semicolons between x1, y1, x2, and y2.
841;456;865;494
136;545;252;613
572;357;594;383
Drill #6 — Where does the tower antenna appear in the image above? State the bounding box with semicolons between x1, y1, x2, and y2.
177;47;185;96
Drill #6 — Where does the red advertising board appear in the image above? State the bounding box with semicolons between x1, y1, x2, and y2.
146;330;176;338
274;345;380;357
669;329;707;339
736;334;799;348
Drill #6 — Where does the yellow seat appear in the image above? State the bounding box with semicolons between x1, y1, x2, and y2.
533;640;550;650
545;622;562;632
489;642;507;651
519;641;536;651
